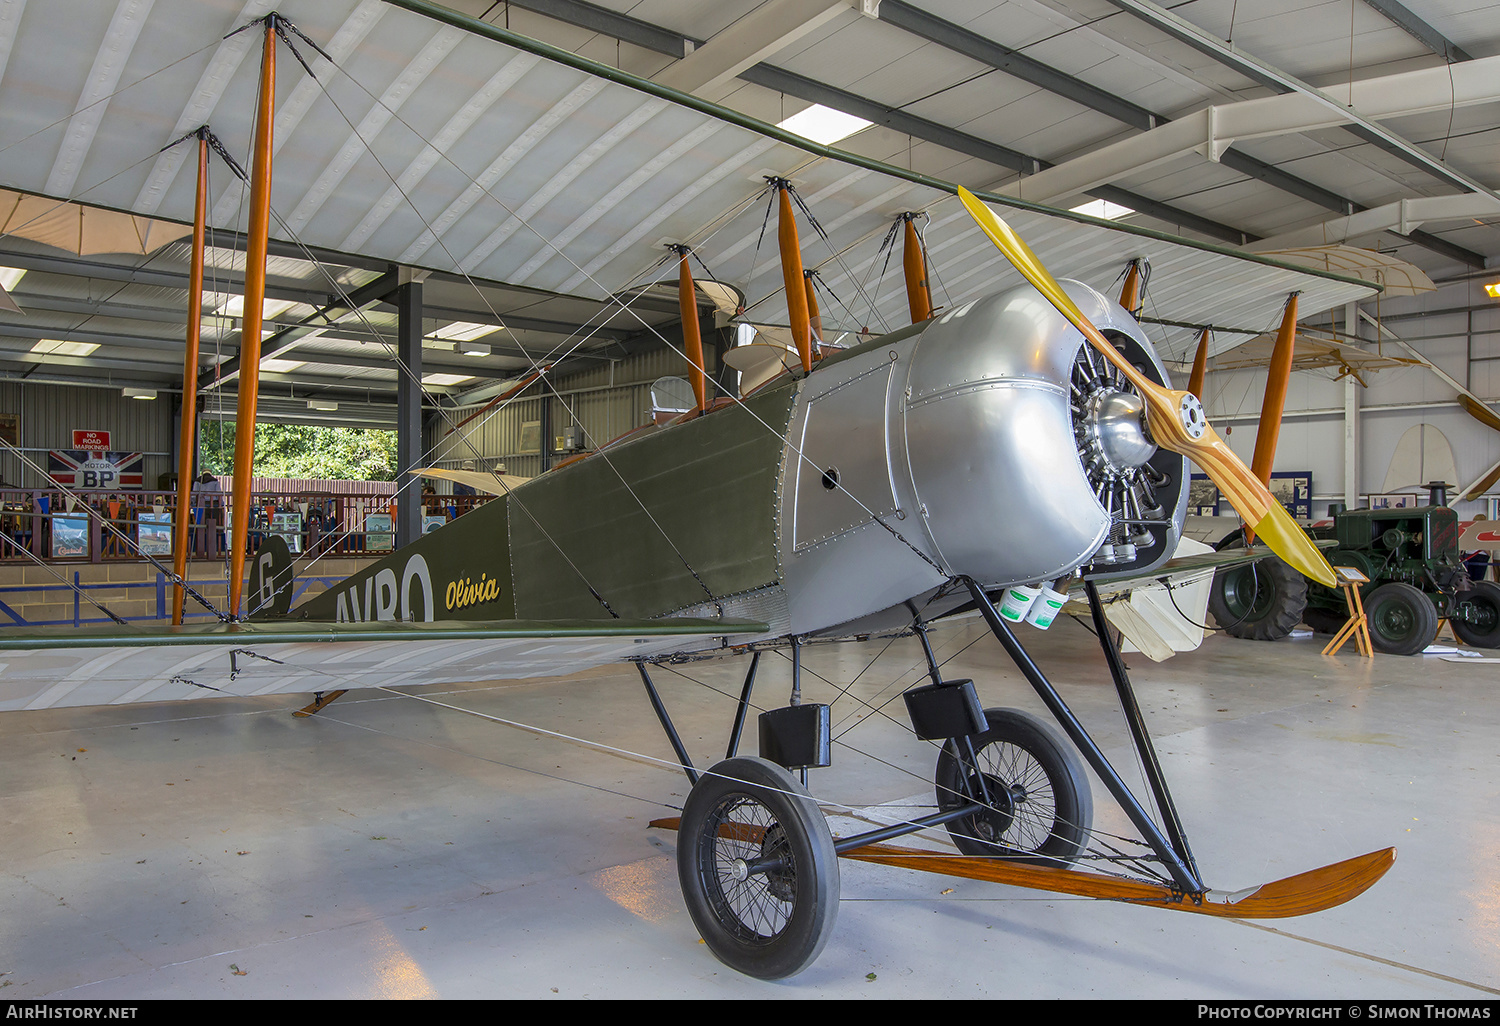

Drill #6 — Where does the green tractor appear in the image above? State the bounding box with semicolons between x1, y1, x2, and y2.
1208;504;1500;656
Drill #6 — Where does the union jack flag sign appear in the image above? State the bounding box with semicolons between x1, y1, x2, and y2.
47;450;145;490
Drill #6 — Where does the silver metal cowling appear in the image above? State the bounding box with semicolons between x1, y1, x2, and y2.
778;281;1187;637
902;287;1111;588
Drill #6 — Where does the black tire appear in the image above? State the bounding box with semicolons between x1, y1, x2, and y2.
1207;556;1308;640
1364;582;1439;656
1451;580;1500;648
677;757;839;980
1214;527;1249;550
934;708;1092;864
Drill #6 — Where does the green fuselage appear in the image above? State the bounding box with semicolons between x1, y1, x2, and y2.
296;382;797;625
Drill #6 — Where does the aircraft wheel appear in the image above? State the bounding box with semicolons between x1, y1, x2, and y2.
1364;582;1438;655
1451;581;1500;648
935;708;1092;864
677;757;839;980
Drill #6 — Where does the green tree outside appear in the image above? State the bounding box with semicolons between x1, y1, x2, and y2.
199;421;397;481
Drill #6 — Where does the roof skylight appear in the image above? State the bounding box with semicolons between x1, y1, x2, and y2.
776;104;872;146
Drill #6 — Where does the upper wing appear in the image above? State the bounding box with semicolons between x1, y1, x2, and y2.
0;617;766;712
0;0;1376;356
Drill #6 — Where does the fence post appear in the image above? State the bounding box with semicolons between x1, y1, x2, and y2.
31;491;43;560
73;571;80;627
156;572;165;620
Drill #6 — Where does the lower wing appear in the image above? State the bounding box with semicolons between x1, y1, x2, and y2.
0;617;766;711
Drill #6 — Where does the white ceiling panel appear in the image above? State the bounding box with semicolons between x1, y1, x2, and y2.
0;0;1424;402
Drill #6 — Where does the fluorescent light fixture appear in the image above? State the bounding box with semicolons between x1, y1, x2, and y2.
307;399;339;411
0;267;25;290
776;104;872;146
259;358;306;373
122;387;157;400
459;341;490;357
421;372;473;386
1069;198;1136;221
31;339;100;357
429;320;498;343
1485;282;1500;299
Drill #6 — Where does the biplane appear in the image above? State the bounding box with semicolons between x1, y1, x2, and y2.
0;0;1396;980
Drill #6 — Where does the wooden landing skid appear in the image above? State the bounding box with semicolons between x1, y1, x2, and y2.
293;690;348;717
648;817;1394;919
840;843;1396;919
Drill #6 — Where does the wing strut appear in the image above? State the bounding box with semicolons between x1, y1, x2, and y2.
901;214;932;324
1245;293;1299;544
803;269;824;344
1186;326;1211;401
771;179;814;373
171;132;209;625
1118;258;1145;317
228;16;279;619
1250;293;1301;487
673;245;708;414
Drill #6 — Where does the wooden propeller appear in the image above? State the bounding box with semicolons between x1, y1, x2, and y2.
957;187;1336;588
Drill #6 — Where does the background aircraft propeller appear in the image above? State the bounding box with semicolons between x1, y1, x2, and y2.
956;187;1337;588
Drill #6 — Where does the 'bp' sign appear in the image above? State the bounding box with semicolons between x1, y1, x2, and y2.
48;450;145;490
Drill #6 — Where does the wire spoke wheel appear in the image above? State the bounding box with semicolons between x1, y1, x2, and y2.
935;708;1092;864
678;757;838;979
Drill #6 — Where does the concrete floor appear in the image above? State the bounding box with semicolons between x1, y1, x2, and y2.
1;614;1497;999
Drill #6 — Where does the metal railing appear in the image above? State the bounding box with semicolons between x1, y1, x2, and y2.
0;488;493;564
0;570;349;627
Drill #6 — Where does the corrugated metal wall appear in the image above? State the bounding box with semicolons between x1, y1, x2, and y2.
429;336;728;479
0;333;730;494
429;339;726;480
0;381;175;490
1200;279;1500;519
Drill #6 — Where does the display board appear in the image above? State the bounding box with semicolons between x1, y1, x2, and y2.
137;512;172;556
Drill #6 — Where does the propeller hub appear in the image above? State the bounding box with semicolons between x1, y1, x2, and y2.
1178;393;1207;439
1085;389;1155;473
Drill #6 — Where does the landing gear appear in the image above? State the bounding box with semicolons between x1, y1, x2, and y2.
677;757;839;980
934;708;1092;864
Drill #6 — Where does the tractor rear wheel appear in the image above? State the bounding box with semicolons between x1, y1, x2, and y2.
1207;556;1308;641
